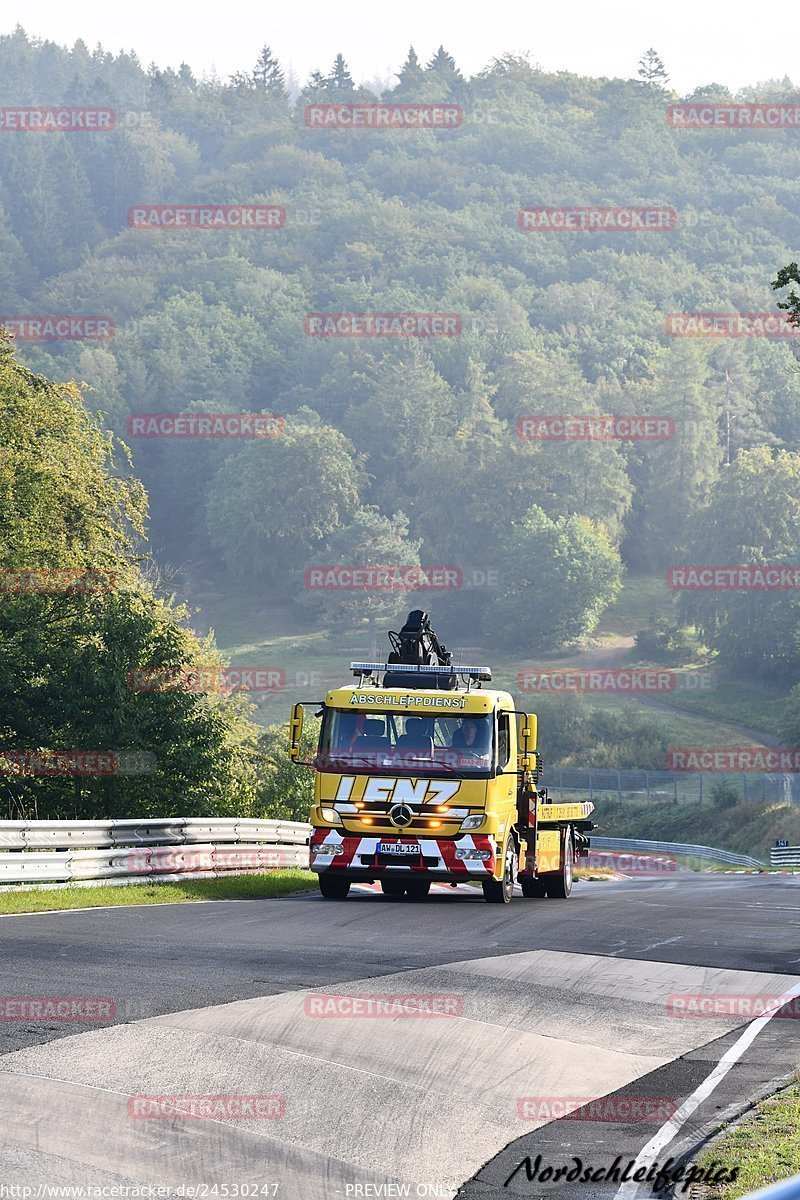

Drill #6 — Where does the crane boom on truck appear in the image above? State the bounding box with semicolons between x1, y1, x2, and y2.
288;610;594;903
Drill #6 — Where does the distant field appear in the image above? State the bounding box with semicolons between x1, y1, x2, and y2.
595;572;675;637
644;674;787;738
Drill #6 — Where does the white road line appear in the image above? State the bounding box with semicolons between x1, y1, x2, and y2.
614;977;800;1198
641;936;683;953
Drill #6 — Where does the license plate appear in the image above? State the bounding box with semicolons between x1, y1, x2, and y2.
379;842;420;856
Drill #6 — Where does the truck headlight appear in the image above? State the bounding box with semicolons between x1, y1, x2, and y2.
320;807;342;825
313;841;344;856
460;814;484;831
456;847;492;861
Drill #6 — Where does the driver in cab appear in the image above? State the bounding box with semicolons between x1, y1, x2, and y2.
450;717;491;760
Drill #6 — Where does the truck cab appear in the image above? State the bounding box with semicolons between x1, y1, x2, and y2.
288;611;594;903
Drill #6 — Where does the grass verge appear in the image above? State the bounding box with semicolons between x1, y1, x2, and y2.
694;1081;800;1197
644;672;788;739
0;870;318;915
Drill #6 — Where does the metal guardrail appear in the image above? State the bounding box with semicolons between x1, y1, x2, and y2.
1;821;765;883
770;845;800;867
0;818;310;885
591;836;763;868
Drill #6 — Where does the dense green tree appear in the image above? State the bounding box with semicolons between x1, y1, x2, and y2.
342;346;457;511
392;47;426;99
205;411;365;583
492;351;633;543
301;508;422;634
426;46;465;97
637;48;670;87
679;447;800;677
624;342;722;567
252;45;287;99
329;53;356;95
491;507;622;652
0;336;261;818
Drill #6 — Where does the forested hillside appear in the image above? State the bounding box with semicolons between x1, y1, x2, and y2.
3;28;800;816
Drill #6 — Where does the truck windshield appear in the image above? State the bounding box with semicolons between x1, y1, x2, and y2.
316;710;494;776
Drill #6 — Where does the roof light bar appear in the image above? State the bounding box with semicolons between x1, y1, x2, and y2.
350;662;492;682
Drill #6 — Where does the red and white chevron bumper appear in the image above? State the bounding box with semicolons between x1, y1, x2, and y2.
309;828;496;878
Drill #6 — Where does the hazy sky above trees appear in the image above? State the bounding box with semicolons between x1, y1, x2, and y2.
3;0;796;96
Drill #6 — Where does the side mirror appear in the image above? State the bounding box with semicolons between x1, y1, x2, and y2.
288;702;305;762
518;712;538;769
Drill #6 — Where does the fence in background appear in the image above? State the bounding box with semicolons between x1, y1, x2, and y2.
550;767;797;806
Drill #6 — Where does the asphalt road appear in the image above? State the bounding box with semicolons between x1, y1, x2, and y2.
1;873;799;1198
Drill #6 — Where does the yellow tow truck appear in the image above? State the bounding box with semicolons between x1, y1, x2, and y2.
288;610;594;902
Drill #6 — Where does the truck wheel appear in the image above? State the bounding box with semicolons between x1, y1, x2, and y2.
483;840;517;904
520;877;547;898
319;875;350;900
544;831;574;899
380;879;406;897
405;880;431;900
